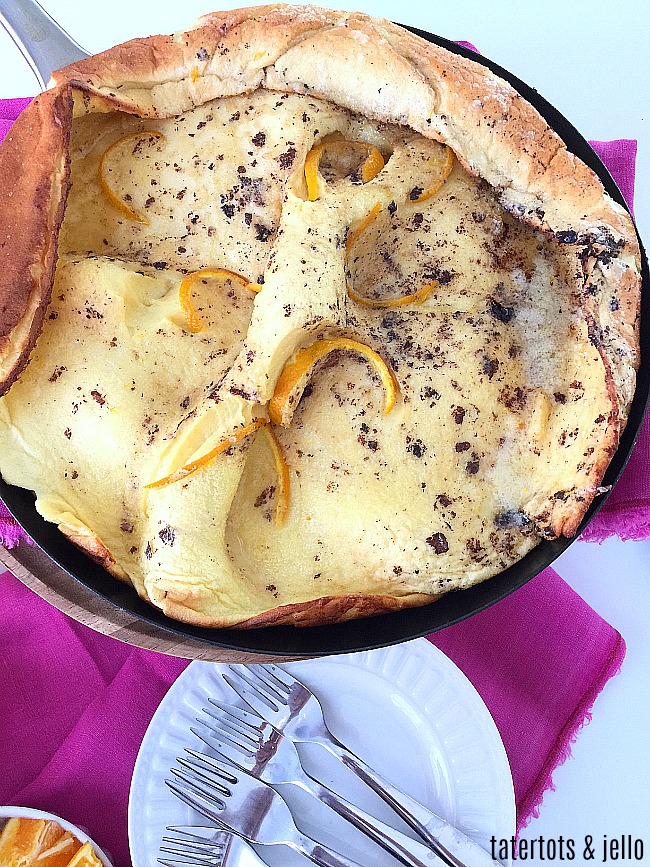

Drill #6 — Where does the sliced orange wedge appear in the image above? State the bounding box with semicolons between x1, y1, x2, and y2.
98;130;166;224
409;145;454;203
64;841;104;867
304;140;385;201
147;419;266;488
178;268;253;333
259;424;291;526
269;337;398;425
0;818;85;867
348;279;438;309
35;833;84;867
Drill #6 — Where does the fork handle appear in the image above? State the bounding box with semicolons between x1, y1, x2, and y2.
312;736;501;867
293;830;367;867
292;778;445;867
0;0;89;89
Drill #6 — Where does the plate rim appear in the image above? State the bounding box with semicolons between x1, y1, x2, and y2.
127;637;516;866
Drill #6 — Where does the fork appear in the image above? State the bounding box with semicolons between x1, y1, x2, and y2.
224;665;502;867
194;700;447;867
159;827;266;867
166;751;368;867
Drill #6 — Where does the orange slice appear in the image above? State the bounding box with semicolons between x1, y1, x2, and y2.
98;130;166;224
0;817;48;864
34;832;83;867
64;841;104;867
147;419;266;488
348;279;438;309
0;819;84;867
408;145;454;203
269;337;398;425
345;202;383;256
178;268;253;333
304;140;385;201
259;424;291;526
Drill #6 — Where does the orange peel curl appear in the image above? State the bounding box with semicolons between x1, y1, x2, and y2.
260;425;291;526
269;337;398;425
304;140;385;201
348;280;439;309
409;146;454;204
98;130;166;224
345;202;383;256
146;419;266;489
179;268;255;333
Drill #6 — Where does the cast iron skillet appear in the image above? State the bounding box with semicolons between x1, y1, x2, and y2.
1;28;648;657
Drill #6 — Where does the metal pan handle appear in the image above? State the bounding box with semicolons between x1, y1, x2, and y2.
0;0;89;90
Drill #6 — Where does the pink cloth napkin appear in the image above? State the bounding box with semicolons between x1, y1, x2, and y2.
0;568;625;867
0;93;640;867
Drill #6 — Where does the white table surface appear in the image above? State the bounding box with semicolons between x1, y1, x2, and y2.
1;0;648;859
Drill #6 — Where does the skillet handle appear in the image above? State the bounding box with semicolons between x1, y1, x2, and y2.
0;0;89;90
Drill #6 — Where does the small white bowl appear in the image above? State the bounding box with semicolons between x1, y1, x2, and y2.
0;807;112;866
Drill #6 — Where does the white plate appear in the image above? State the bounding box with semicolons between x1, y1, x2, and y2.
0;806;113;865
128;639;515;866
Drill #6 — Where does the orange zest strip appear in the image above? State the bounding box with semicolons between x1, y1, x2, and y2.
348;279;439;309
146;419;267;489
98;131;166;224
304;140;385;201
179;268;253;333
260;425;291;526
269;337;398;425
345;202;383;256
409;146;454;204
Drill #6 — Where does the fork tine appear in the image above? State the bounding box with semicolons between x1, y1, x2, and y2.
160;843;221;863
201;704;263;749
196;714;257;752
159;829;232;867
207;699;265;731
258;664;294;694
174;763;228;800
176;751;240;793
164;828;230;848
226;666;287;707
250;665;293;700
162;834;218;847
191;726;256;767
223;673;282;716
159;839;227;867
159;858;215;867
165;778;224;825
161;839;224;855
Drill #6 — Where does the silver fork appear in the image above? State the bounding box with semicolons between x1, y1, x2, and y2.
224;665;502;867
159;827;266;867
194;700;446;867
166;751;367;867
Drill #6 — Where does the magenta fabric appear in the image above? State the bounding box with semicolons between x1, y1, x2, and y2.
0;98;638;864
0;567;625;867
429;570;625;825
0;571;188;867
0;96;31;140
